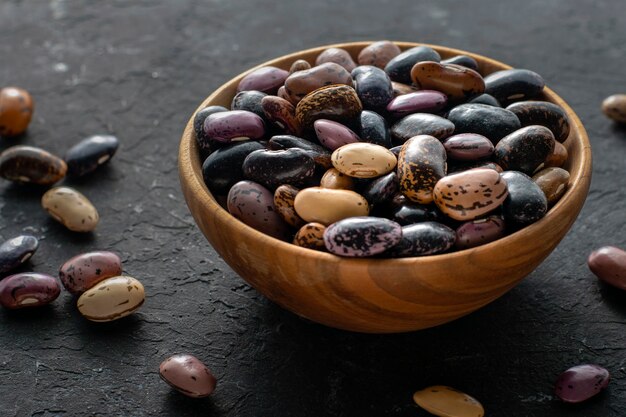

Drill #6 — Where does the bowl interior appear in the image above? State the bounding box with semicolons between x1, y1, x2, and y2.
179;42;591;333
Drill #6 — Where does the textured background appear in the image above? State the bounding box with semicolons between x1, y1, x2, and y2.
0;0;625;416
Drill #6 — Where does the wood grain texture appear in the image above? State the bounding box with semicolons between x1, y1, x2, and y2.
178;42;592;333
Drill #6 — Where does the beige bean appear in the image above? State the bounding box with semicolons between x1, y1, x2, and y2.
331;143;397;178
77;276;145;322
413;385;484;417
41;187;99;232
602;94;626;123
294;187;369;225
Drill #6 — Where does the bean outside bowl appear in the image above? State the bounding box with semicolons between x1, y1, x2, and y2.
178;42;591;333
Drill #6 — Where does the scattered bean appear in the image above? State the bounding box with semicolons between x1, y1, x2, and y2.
555;364;609;403
65;134;119;177
0;272;60;309
413;385;485;417
77;275;145;322
0;87;34;137
41;186;99;232
0;235;38;275
0;145;67;185
159;354;217;398
588;246;626;290
59;251;122;295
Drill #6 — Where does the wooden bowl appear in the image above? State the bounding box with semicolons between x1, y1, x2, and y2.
178;42;592;333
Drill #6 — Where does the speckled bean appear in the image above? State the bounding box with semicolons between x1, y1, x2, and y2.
323;216;402;257
555;364;609;403
293;222;327;251
77;275;145;322
331;142;396;178
59;251;123;295
41;187;99;232
160;354;217;398
387;222;456;257
227;180;291;240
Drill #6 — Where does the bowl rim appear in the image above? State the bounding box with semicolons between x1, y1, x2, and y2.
179;41;592;267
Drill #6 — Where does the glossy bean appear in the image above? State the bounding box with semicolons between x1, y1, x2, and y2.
77;276;145;322
227;180;291;240
0;273;60;309
324;217;402;257
397;135;447;204
507;100;571;142
65;135;119;177
0;87;34;137
296;85;362;130
284;62;353;104
501;171;548;225
358;41;402;68
331;142;396;178
316;47;356;72
384;46;441;84
0;235;38;275
204;110;265;143
293;222;327;251
494;125;555;175
202;141;265;194
391;113;455;145
274;185;305;228
293;187;369;225
59;251;123;295
0;145;67;185
484;68;545;105
433;168;508;221
446;103;520;144
314;119;360;151
387;222;456;257
236;66;289;94
160;354;217;398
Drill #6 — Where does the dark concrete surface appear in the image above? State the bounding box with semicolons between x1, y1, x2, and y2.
0;0;625;416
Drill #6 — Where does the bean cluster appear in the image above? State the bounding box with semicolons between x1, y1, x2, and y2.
195;42;573;258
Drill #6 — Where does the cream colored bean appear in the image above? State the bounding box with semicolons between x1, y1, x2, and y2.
294;187;369;225
41;187;99;232
331;143;397;178
413;385;485;417
77;276;145;322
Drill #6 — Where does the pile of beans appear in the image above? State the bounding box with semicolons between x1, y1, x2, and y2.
194;41;572;257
